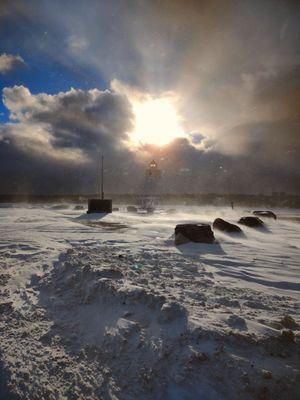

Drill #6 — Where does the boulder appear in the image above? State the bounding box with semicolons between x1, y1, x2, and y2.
238;216;264;228
127;206;138;213
175;223;215;245
213;218;242;234
112;207;119;211
253;210;277;219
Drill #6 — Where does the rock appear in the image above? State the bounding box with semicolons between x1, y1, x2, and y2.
127;206;138;213
174;223;215;245
213;218;242;234
112;207;119;211
280;315;298;330
238;216;264;228
253;210;277;220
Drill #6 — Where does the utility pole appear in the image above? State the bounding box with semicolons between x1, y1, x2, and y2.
101;154;104;200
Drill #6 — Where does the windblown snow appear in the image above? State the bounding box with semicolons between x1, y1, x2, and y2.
0;205;299;400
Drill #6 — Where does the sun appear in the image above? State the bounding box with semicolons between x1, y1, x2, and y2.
130;97;185;146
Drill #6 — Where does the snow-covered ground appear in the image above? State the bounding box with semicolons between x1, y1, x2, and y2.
0;204;299;399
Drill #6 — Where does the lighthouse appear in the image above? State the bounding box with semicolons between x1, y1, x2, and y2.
143;159;162;200
146;160;161;180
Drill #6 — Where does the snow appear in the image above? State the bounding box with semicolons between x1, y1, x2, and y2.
0;204;299;399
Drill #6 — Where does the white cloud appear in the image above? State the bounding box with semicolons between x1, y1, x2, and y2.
0;53;26;74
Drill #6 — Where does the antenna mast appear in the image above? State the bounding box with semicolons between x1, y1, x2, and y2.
101;154;104;200
87;152;112;214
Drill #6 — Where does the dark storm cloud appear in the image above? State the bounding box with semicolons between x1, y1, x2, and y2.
0;133;141;195
142;137;300;194
0;85;139;194
2;85;133;153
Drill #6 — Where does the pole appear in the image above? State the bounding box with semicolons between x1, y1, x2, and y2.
101;154;104;199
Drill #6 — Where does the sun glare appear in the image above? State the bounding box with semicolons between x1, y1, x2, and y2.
130;97;185;146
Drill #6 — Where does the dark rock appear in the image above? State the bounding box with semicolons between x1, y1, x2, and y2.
74;205;84;210
253;210;277;220
238;216;264;228
127;206;138;213
175;223;215;245
112;207;119;211
213;218;242;234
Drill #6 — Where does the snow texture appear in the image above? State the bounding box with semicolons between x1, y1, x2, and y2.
0;205;299;399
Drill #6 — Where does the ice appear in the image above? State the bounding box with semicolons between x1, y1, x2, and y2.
0;205;299;399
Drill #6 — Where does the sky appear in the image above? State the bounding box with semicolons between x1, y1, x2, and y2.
0;0;299;195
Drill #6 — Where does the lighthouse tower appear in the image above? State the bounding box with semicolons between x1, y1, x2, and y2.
146;160;161;180
144;159;161;196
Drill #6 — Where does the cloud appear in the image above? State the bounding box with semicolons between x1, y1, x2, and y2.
1;1;299;129
0;85;140;194
0;0;299;194
2;85;134;155
214;120;300;171
0;53;26;74
68;35;89;55
139;136;300;195
1;78;299;195
208;63;300;175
